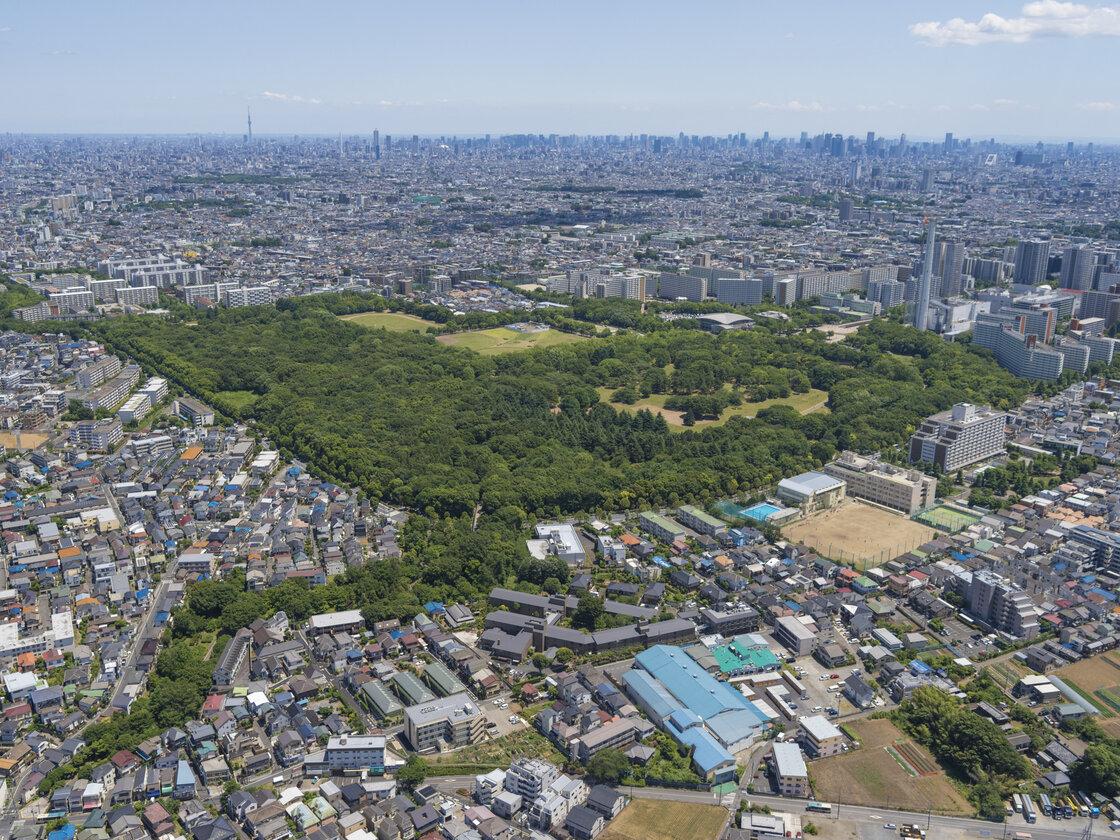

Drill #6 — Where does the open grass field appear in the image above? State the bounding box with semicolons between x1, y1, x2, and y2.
341;311;440;332
596;387;829;431
810;718;972;815
915;504;982;533
214;390;259;412
601;800;728;840
781;500;935;568
437;326;589;354
1056;654;1120;731
0;430;49;450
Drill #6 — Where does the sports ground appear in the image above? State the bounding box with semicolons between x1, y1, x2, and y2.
781;499;935;568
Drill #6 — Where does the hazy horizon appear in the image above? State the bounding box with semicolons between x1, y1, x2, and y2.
3;1;1120;140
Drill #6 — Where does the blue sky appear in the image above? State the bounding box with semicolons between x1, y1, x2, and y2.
2;1;1118;140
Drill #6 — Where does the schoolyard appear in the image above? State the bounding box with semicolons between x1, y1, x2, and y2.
780;499;935;568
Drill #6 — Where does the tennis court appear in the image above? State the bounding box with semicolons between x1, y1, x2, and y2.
915;505;981;533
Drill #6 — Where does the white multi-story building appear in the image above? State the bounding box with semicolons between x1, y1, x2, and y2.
404;692;485;753
770;742;808;797
324;735;386;772
908;403;1006;472
822;452;936;515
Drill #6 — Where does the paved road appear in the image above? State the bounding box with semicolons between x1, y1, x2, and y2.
294;628;380;733
430;775;1098;840
108;576;173;712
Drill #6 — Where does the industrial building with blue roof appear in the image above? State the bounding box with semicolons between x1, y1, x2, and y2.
622;645;770;784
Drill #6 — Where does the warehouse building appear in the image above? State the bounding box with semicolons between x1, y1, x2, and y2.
623;645;769;784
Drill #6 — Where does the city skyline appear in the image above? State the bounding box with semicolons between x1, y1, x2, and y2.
3;0;1120;139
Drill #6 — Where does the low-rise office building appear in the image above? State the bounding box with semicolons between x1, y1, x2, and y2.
404;692;485;753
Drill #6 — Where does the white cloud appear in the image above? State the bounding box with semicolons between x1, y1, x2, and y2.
0;26;11;33
752;99;829;113
260;91;322;105
1078;100;1118;110
911;1;1120;46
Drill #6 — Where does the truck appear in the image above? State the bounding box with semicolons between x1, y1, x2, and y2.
1038;794;1052;818
1022;795;1037;824
899;824;926;840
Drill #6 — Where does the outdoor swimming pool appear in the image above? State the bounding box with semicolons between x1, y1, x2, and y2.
741;502;781;523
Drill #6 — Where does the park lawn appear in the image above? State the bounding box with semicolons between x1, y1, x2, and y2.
426;728;567;775
597;387;829;431
601;799;728;840
215;390;260;412
437;326;589;355
341;311;440;332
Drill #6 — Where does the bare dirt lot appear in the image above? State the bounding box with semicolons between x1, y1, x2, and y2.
601;800;728;840
781;500;935;568
809;718;972;815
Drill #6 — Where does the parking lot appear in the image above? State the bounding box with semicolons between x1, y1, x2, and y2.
750;627;862;720
480;695;527;738
935;615;1001;658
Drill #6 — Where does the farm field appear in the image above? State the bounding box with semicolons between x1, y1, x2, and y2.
596;387;829;431
341;311;440;332
601;799;728;840
810;718;972;815
1056;654;1120;732
437;325;589;354
781;500;935;568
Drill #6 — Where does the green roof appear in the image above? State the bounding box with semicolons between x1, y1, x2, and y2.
711;638;780;674
639;511;685;535
678;505;727;530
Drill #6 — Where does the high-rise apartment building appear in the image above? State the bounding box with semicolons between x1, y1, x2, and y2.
908;403;1005;472
1060;244;1096;291
1013;240;1050;285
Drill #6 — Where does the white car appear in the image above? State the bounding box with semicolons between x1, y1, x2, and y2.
492;699;502;706
508;715;520;724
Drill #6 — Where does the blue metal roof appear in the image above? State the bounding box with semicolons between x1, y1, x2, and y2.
635;645;761;721
622;669;677;722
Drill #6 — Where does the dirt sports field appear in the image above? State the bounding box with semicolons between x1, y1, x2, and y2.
781;500;935;568
601;800;728;840
1056;654;1120;734
810;718;972;815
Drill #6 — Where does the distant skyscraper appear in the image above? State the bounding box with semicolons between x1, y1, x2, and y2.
246;106;252;144
913;219;936;331
1060;244;1096;291
943;132;954;151
939;241;967;296
1014;240;1051;285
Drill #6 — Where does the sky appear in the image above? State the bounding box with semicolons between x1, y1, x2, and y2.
2;1;1119;141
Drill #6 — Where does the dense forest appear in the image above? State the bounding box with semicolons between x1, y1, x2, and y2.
91;295;1032;526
